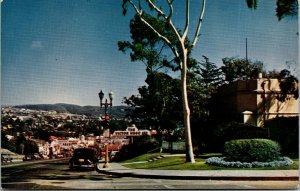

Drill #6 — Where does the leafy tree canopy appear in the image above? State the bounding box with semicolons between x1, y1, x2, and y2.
277;69;299;101
276;0;298;20
221;57;264;82
123;72;182;134
188;56;223;120
118;13;179;73
246;0;298;21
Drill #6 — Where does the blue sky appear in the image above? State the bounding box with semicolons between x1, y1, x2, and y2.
1;0;298;106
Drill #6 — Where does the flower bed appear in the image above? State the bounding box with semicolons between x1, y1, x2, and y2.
206;156;293;168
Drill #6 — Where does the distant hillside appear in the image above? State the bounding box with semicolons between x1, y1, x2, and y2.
13;103;129;118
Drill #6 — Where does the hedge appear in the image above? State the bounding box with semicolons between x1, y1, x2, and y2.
265;117;299;154
223;139;281;162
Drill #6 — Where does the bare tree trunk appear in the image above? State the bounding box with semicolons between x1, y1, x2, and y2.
181;48;195;163
123;0;206;163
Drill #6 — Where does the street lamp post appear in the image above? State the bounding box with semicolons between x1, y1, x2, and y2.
98;90;114;168
98;90;114;115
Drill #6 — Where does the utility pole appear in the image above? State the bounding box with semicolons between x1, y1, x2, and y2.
246;38;248;63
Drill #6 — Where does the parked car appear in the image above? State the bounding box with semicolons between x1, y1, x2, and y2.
69;148;100;170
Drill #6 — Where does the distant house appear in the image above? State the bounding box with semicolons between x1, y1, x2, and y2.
113;124;151;137
212;76;298;127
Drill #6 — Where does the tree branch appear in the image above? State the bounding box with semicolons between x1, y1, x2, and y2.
128;0;143;15
140;17;171;44
126;0;180;65
145;0;182;45
191;0;206;47
126;0;183;68
166;0;174;20
147;0;165;17
156;43;166;59
182;0;190;39
127;1;170;44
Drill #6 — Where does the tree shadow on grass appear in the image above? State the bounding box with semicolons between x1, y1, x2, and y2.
150;161;186;169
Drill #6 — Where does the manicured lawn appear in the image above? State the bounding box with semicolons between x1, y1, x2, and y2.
121;153;299;170
120;152;168;163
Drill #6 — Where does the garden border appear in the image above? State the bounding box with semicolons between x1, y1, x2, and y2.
206;156;293;168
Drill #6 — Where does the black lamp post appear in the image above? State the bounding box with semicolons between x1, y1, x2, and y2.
98;90;114;168
98;90;114;114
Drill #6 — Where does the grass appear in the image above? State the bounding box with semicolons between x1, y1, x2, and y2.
120;152;167;163
121;153;299;170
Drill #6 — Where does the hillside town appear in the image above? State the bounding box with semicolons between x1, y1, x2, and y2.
1;106;156;161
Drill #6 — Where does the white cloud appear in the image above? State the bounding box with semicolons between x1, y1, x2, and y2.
31;41;43;49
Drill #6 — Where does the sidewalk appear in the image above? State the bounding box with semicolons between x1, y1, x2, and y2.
97;162;299;181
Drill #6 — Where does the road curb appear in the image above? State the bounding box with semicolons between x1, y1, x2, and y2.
96;169;299;181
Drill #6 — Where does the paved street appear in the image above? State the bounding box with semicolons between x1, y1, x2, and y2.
1;159;298;189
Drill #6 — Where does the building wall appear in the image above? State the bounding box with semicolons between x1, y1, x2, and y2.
255;78;298;126
214;78;298;127
214;79;258;121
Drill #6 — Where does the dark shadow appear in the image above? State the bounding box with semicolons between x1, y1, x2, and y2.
41;162;69;166
63;168;95;172
151;162;185;169
197;153;222;159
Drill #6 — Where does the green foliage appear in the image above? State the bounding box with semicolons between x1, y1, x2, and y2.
34;129;50;141
109;119;127;132
246;0;298;21
123;72;182;140
265;117;299;154
216;122;268;140
1;131;9;149
276;0;298;21
121;152;166;164
224;139;281;162
188;56;223;121
119;11;185;139
118;13;177;73
221;57;264;82
246;0;258;9
23;140;39;155
122;152;298;170
211;122;268;152
276;69;299;101
1;134;38;155
112;136;159;162
197;56;223;87
120;0;207;162
14;104;128;118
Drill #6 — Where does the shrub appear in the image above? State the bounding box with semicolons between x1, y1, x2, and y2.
265;117;299;154
211;121;268;152
223;139;281;162
112;136;159;162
